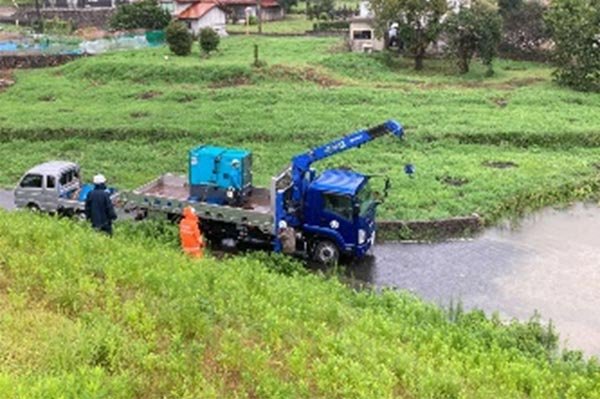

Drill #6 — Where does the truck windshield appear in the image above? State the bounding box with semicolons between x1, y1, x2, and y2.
357;182;375;217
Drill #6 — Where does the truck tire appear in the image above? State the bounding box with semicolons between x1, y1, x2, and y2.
313;240;340;265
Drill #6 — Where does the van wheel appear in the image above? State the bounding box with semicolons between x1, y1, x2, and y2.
313;240;340;265
27;203;40;213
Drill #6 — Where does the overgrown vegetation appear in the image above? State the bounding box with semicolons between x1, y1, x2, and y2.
545;0;600;92
0;211;598;397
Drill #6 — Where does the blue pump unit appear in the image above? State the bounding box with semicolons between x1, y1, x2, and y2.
188;145;252;205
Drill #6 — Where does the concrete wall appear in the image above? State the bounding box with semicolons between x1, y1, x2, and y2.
12;8;115;28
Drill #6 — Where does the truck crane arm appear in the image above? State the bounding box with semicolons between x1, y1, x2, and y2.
290;119;404;202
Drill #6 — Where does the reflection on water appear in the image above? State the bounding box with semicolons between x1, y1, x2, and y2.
349;203;600;356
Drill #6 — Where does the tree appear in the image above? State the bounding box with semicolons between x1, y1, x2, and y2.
445;2;502;75
546;0;600;91
277;0;298;13
499;0;550;59
497;0;521;16
199;28;220;56
110;0;172;31
306;0;335;20
476;4;502;76
370;0;447;70
166;21;193;56
445;7;479;74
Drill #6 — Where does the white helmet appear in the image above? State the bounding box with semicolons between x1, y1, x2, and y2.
93;174;107;185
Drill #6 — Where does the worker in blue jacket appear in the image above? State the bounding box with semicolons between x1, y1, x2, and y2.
85;174;117;235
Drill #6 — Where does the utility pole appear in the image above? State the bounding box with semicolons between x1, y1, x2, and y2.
257;0;262;34
34;0;42;33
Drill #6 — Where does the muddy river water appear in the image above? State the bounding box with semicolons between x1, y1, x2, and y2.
1;189;598;356
350;203;600;356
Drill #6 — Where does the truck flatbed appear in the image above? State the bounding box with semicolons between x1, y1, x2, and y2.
121;174;275;234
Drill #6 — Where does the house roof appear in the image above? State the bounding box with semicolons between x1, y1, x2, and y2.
178;2;222;19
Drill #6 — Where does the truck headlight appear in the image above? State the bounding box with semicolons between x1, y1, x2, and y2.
358;229;367;244
226;189;235;199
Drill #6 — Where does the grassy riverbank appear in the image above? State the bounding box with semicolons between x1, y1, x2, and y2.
0;211;598;398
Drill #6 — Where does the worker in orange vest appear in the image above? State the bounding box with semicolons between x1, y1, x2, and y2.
179;206;204;259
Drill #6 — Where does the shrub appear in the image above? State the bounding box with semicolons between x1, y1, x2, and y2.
199;28;220;56
110;0;171;31
166;21;193;56
545;0;600;92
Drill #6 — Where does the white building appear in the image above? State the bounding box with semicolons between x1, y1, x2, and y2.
349;18;384;52
177;1;227;35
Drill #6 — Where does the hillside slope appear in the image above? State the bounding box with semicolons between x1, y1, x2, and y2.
1;37;600;225
0;212;598;398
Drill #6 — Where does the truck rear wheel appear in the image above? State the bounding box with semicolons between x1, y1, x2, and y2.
313;240;340;265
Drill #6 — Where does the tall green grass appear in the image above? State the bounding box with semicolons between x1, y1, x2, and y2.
0;211;598;398
1;138;599;222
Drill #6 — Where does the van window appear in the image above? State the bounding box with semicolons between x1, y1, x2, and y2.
20;174;43;188
46;175;56;189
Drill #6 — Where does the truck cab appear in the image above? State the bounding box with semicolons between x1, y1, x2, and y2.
303;169;377;263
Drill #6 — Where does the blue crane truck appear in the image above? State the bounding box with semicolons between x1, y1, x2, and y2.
121;120;406;263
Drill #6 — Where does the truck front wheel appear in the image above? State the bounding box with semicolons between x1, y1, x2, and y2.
312;240;340;265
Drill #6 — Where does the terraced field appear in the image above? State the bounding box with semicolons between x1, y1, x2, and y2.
1;36;599;224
